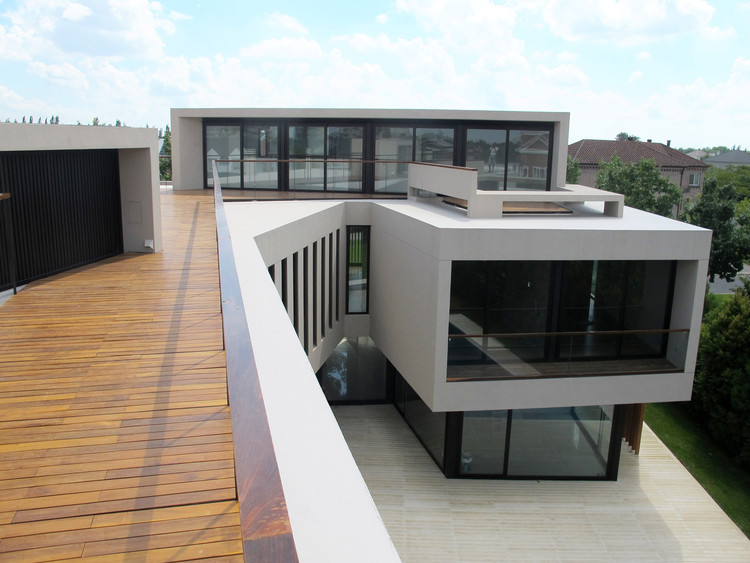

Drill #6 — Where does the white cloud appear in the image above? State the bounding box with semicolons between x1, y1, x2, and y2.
628;70;643;82
28;61;89;89
168;10;191;20
536;0;732;45
62;3;92;21
557;51;578;62
637;51;652;60
267;13;308;35
701;26;736;40
376;14;389;24
0;0;181;61
240;37;324;60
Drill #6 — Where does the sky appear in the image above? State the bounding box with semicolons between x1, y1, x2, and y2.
0;0;748;149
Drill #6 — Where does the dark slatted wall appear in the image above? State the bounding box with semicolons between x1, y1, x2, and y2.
0;150;123;291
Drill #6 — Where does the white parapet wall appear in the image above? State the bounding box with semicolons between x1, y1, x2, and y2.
224;201;400;562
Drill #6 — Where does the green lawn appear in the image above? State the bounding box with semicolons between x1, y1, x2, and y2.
645;402;750;538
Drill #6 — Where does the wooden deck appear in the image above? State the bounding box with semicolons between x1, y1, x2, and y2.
0;191;244;561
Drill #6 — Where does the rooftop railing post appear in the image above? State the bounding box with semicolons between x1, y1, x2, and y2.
1;193;16;295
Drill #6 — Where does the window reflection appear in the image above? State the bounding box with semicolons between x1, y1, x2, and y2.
205;125;241;188
375;127;413;193
243;125;278;190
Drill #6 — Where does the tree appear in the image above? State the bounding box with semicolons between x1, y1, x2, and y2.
681;177;750;282
92;117;99;126
706;165;750;201
566;155;581;184
596;154;682;217
159;126;172;181
616;132;640;141
692;279;750;468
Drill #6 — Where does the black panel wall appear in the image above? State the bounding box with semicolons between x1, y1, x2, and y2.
0;150;123;291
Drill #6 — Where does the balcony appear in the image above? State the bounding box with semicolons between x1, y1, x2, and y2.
447;325;688;381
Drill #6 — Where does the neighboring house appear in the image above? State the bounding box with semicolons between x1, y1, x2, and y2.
173;108;710;481
687;149;709;160
568;139;709;203
704;149;750;170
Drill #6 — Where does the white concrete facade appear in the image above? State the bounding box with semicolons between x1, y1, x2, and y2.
0;123;162;253
225;197;710;415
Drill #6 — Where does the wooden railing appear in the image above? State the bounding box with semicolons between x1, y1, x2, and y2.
212;162;299;562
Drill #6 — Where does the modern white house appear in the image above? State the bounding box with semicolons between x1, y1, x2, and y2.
171;108;711;480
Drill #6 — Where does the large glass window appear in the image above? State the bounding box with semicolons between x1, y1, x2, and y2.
506;130;550;190
507;405;613;477
375;127;413;193
347;226;369;314
243;125;278;190
327;126;363;192
460;410;507;475
289;126;325;191
466;128;507;190
448;260;679;380
206;125;241;188
404;383;446;468
416;128;454;165
317;337;388;402
467;128;551;191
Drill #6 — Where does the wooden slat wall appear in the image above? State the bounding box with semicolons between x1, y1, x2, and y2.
0;150;123;291
0;191;243;561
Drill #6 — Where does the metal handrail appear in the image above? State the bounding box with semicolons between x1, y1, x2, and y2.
214;157;477;172
449;327;689;340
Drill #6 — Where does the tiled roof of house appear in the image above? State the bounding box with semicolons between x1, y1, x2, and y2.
704;150;750;166
569;140;709;169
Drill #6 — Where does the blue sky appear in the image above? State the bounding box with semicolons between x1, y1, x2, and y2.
1;0;748;148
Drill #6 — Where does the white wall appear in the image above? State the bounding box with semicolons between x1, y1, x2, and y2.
224;197;712;414
0;123;161;253
171;111;203;190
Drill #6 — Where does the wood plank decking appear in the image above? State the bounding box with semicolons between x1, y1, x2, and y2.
0;191;244;561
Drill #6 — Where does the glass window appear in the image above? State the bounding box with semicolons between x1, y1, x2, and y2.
327;126;363;192
507;405;612;477
487;261;551;362
375;127;413;193
449;260;678;380
621;261;673;356
506;130;550;190
347;226;369;314
416;128;454;165
460;410;507;475
243;125;278;190
205;125;241;188
289;126;325;191
317;337;388;402
467;128;507;191
404;383;446;468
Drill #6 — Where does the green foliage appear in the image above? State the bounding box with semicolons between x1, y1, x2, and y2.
615;132;640;141
595;154;682;217
707;165;750;201
645;402;750;537
681;177;750;282
693;280;750;468
159;127;172;181
566;155;581;184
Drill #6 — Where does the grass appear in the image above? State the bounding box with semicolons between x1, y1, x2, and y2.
645;402;750;538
